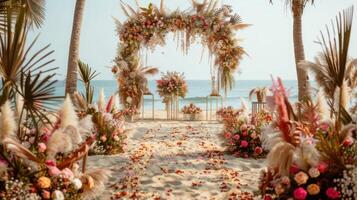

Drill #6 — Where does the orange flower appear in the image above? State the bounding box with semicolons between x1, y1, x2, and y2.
37;176;51;189
307;184;320;195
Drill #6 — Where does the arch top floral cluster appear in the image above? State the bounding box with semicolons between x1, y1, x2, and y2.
113;0;248;109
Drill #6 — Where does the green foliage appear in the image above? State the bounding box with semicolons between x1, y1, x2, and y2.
77;60;99;105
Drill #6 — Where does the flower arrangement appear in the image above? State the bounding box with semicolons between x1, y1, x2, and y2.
260;8;356;199
156;71;188;101
113;0;248;109
181;103;202;114
0;97;111;199
217;106;271;158
75;90;128;155
260;79;356;200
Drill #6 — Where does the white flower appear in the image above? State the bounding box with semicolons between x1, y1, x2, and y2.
308;167;320;178
126;97;132;103
113;135;120;141
51;190;64;200
71;178;82;190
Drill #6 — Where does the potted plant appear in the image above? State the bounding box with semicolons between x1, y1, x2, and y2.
182;103;202;120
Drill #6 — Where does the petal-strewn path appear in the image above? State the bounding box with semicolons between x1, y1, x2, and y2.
88;121;264;200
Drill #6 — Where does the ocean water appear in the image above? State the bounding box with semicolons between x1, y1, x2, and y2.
54;80;299;110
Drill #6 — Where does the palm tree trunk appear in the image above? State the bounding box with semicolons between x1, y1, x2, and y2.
65;0;86;96
292;0;311;101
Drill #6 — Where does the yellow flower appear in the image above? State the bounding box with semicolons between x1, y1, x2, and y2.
307;184;320;195
37;176;51;189
294;171;309;185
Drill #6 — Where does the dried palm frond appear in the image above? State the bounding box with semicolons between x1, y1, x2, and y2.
73;91;87;111
81;169;112;200
267;140;295;176
3;137;40;163
0;101;16;143
78;60;98;105
60;96;78;128
120;1;137;19
302;7;354;126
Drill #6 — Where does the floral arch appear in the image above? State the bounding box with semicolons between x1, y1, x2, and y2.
112;0;248;110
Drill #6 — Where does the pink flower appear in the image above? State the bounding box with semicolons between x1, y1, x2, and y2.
100;135;107;142
293;187;307;200
242;131;248;137
45;160;56;167
240;140;248;148
224;132;232;139
42;190;51;199
38;142;47;153
232;134;240;140
317;162;328;173
250;132;257;139
326;188;340;199
243;153;248;158
48;166;61;176
254;147;263;155
61;168;74;180
342;137;353;147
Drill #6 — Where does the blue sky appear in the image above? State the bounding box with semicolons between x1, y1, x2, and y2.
28;0;357;80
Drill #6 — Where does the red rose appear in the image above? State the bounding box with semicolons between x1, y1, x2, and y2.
289;164;300;174
254;147;263;155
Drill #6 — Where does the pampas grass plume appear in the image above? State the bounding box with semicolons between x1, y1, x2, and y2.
98;88;105;112
60;95;78;128
316;89;328;120
0;101;16;143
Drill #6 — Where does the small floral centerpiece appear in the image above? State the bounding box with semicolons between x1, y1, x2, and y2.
75;90;128;155
217;107;270;158
182;103;202;120
156;71;188;102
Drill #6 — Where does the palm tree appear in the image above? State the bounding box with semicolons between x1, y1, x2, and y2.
65;0;86;96
269;0;314;101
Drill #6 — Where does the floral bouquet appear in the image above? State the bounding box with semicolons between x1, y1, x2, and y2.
259;78;356;200
223;121;267;158
218;107;269;158
0;97;111;200
181;103;202;114
75;91;128;155
182;103;202;120
156;71;187;101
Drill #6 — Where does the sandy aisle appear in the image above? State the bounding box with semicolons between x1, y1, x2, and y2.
87;121;264;200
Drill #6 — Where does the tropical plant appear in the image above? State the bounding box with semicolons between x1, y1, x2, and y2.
77;60;99;105
0;1;51;105
269;0;314;101
249;87;269;103
66;0;86;97
299;6;355;126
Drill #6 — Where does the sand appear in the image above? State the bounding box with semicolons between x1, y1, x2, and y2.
87;120;265;200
